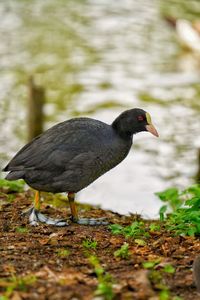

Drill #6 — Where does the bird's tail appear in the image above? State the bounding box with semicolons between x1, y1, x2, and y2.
5;171;25;181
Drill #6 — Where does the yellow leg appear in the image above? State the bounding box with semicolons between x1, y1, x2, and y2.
68;192;78;221
68;192;108;225
34;191;40;210
25;190;68;226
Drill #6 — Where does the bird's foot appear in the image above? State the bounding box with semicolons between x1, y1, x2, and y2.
22;207;69;226
71;216;108;225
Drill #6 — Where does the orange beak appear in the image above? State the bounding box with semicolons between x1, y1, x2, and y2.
145;124;159;137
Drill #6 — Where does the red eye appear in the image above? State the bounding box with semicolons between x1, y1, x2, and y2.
137;115;144;121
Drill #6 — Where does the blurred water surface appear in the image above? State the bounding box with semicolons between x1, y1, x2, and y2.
0;0;200;217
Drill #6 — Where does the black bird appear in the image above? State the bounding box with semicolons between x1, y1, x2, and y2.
3;108;159;226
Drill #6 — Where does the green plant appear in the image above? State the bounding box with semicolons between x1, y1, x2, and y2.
56;248;70;257
0;296;8;300
159;289;170;300
149;223;161;232
89;255;114;300
156;188;182;211
143;260;175;300
142;259;160;269
159;205;168;221
82;238;97;249
0;179;25;193
156;185;200;236
15;227;29;234
114;243;130;259
134;238;146;246
163;264;175;274
109;221;149;239
0;274;36;298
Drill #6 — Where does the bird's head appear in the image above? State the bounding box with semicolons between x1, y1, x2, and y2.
112;108;159;138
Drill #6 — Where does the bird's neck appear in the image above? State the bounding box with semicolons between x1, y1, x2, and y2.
111;121;133;140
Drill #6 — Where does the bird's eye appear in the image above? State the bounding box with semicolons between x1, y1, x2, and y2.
137;115;144;121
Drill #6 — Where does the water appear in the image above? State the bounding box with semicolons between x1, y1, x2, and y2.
0;0;200;217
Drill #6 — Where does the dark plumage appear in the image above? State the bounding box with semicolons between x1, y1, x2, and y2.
3;108;158;226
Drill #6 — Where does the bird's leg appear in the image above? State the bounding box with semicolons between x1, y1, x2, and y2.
68;192;78;222
23;191;69;226
34;190;40;210
68;192;108;225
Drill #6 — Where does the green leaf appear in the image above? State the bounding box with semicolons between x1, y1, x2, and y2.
159;205;167;221
143;260;160;269
149;223;161;232
16;227;29;234
109;224;123;235
163;264;175;274
114;243;130;259
134;239;146;246
159;289;170;300
82;239;97;249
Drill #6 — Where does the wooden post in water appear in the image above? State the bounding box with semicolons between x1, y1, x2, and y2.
196;148;200;183
27;76;45;142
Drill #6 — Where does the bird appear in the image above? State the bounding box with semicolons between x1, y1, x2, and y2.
165;16;200;53
3;108;159;226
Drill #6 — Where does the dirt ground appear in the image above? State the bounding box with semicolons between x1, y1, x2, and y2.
0;190;200;300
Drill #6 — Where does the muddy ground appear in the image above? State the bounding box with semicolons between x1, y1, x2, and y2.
0;190;200;300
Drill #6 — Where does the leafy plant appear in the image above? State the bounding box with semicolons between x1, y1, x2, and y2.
163;264;175;274
156;185;200;236
134;238;146;246
82;238;97;249
159;205;168;221
109;221;149;239
149;223;161;232
0;274;36;298
0;179;25;193
56;248;70;257
114;243;130;259
89;255;114;300
159;289;170;300
0;296;8;300
142;259;160;269
143;260;176;300
156;188;182;211
16;227;29;234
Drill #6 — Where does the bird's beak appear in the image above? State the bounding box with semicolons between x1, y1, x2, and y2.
145;112;159;137
146;124;159;137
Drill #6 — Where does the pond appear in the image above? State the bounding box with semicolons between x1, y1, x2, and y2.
0;0;200;217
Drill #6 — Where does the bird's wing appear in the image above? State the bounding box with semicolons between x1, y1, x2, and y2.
4;118;110;171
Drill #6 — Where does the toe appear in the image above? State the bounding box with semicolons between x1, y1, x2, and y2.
76;218;108;225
